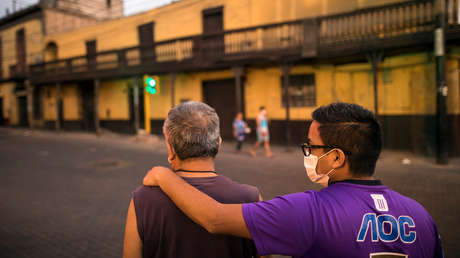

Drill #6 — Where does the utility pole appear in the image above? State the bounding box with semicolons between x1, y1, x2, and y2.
133;77;140;134
366;51;384;119
435;0;449;164
282;64;291;147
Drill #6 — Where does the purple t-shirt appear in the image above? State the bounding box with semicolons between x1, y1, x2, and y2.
242;180;443;257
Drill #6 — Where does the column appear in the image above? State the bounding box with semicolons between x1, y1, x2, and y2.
25;80;34;129
232;66;244;115
133;77;140;134
94;79;100;135
55;83;61;131
282;64;291;146
170;73;176;108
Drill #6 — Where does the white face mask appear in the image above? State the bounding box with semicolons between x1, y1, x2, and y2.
304;149;336;187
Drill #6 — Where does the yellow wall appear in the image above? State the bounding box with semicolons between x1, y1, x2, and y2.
244;66;372;120
0;83;18;125
143;52;439;121
1;18;44;78
42;84;81;120
378;53;436;115
243;52;436;120
147;70;234;119
99;80;130;120
47;50;450;124
43;81;133;121
42;85;56;120
62;84;80;120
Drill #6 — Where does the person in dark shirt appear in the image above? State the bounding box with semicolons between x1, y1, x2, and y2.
123;101;264;258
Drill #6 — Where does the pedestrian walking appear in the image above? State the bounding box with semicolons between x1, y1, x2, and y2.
233;112;248;152
250;107;272;157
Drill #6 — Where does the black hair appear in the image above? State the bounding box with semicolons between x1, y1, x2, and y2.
259;106;265;111
312;102;382;176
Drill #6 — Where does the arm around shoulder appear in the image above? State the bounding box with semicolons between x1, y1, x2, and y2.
144;166;252;238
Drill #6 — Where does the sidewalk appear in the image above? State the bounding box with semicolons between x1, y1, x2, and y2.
3;127;459;169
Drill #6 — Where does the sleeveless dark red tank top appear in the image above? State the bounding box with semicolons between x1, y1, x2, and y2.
132;175;260;258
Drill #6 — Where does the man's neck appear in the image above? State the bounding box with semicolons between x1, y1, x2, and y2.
173;158;216;178
330;169;374;182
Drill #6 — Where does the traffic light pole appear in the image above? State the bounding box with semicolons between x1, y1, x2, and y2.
282;64;291;148
144;82;151;134
435;0;449;164
133;77;140;134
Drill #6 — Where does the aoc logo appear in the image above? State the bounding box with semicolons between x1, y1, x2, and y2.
356;213;416;243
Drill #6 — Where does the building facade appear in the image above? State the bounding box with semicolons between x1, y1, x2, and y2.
0;0;122;127
2;0;460;158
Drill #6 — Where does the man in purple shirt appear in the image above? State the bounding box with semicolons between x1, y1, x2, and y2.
142;102;444;257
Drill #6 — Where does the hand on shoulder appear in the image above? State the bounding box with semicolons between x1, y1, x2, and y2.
143;166;173;186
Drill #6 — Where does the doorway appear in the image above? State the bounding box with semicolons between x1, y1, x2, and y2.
79;82;95;131
0;97;4;125
129;83;145;130
17;96;28;127
202;78;236;140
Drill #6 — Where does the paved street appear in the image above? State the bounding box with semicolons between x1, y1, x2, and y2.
0;127;459;258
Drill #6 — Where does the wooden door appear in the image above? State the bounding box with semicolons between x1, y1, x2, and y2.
17;96;28;127
86;40;97;71
33;86;42;120
202;79;236;140
129;84;145;130
202;7;224;59
80;82;95;131
0;97;3;125
138;22;155;63
15;29;26;74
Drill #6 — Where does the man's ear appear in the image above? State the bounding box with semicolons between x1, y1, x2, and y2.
332;149;346;169
165;140;176;163
218;137;222;152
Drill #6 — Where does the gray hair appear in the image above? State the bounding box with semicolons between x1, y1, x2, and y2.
163;101;220;160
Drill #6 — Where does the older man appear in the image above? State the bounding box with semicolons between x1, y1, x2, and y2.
123;101;262;258
143;102;444;257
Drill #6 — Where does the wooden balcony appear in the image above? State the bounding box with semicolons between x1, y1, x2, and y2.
29;0;460;84
9;64;27;80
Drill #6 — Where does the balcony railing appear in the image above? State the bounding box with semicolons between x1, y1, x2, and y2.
9;64;27;78
29;0;458;83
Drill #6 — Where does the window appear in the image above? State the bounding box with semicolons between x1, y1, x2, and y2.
202;7;223;34
106;0;111;8
281;74;316;107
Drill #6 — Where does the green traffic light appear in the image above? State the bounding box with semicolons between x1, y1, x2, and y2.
146;77;156;87
145;76;157;95
146;87;157;94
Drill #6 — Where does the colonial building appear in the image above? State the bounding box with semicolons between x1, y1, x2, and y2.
2;0;460;158
0;0;123;127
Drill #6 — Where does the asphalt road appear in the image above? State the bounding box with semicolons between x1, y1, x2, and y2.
0;128;459;258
